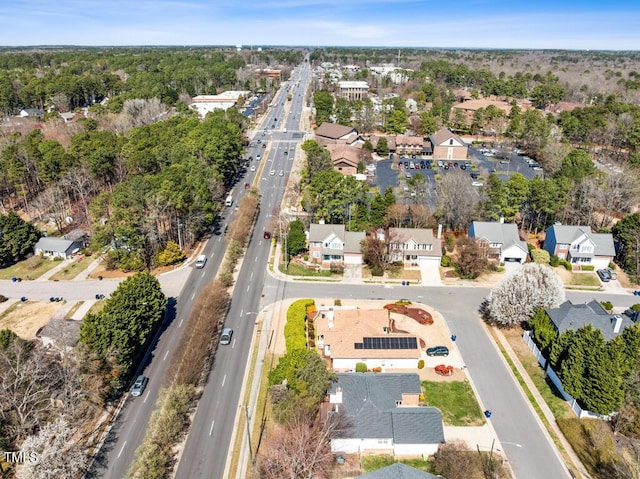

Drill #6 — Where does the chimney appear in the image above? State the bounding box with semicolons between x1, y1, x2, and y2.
613;315;623;334
437;224;443;239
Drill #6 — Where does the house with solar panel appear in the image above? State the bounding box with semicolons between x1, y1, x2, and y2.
325;373;445;456
315;308;422;370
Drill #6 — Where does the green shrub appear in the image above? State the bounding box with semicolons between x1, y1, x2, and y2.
550;255;560;267
284;299;314;353
560;260;572;271
631;304;640;312
600;301;613;312
581;265;595;271
441;255;451;267
608;262;617;270
530;249;550;264
418;359;425;369
445;235;455;253
219;271;234;288
156;241;186;266
371;266;384;276
355;362;367;373
334;299;342;306
494;266;505;273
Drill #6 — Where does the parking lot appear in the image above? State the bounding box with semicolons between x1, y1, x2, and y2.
371;146;544;209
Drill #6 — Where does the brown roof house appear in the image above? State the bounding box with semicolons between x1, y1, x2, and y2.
315;122;363;147
308;223;365;270
395;135;424;156
428;128;468;160
315;307;422;370
326;144;362;176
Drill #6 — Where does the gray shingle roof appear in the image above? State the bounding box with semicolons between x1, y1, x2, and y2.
330;373;444;445
34;237;77;254
309;224;364;254
469;221;527;253
344;231;365;254
547;225;615;257
546;299;635;341
356;463;441;479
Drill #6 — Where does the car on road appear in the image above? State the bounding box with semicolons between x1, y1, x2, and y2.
131;375;148;397
220;328;233;345
269;170;276;176
262;143;266;148
256;154;261;160
426;346;449;357
244;182;250;189
279;170;284;176
263;231;271;239
250;165;256;171
284;151;288;156
597;269;611;282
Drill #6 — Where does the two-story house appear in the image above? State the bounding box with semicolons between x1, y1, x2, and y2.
326;144;361;176
468;221;528;264
308;223;365;270
384;227;441;269
543;225;615;269
546;299;635;341
428;128;468;160
325;373;444;456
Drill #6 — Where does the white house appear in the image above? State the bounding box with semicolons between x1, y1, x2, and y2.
34;237;84;260
325;373;444;456
468;221;528;264
314;308;422;370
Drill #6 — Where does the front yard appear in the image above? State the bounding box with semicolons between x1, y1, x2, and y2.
422;380;485;426
0;255;61;280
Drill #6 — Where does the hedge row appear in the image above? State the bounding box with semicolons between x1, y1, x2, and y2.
284;299;314;352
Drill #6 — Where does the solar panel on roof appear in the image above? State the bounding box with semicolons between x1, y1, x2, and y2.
354;336;417;350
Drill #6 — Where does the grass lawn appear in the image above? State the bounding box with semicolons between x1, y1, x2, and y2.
0;256;61;280
49;255;94;281
361;455;435;474
500;327;573;420
422;380;485;426
86;300;107;316
568;273;600;287
280;262;332;277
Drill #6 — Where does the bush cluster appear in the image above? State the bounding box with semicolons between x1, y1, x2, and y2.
284;299;314;352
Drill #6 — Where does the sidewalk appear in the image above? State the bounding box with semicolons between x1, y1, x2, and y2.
493;328;590;479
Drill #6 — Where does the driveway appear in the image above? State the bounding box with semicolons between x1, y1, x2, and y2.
419;260;442;286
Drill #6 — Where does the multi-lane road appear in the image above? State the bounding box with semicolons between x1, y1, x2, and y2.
3;57;637;479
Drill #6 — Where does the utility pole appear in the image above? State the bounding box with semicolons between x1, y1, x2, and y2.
245;404;254;464
177;219;183;250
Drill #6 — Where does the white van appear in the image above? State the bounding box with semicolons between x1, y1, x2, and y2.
225;195;233;207
195;254;207;269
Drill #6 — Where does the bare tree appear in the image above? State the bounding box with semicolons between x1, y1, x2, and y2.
487;263;565;327
16;416;87;479
407;204;434;228
538;138;571;176
59;167;94;222
598;166;640;228
436;170;480;231
384;203;408;227
434;440;484;479
257;408;345;479
559;176;600;226
0;341;61;442
32;186;70;234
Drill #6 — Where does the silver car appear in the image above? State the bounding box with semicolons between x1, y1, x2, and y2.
220;328;233;345
131;375;148;397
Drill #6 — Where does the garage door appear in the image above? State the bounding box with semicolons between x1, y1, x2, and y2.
419;258;442;286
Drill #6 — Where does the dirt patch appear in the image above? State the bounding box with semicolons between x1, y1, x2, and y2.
0;301;64;339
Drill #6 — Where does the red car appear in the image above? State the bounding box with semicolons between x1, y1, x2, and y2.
244;183;249;189
263;231;271;239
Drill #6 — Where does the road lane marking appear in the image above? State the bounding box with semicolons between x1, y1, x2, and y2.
232;338;236;349
240;309;243;317
191;292;195;300
222;374;226;387
250;272;254;281
144;391;150;403
117;441;127;458
163;350;169;361
178;318;184;328
201;270;206;278
247;285;250;292
209;420;215;436
255;255;258;262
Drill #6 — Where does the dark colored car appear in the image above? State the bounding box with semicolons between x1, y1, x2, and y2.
131;375;148;397
263;231;271;239
426;346;449;357
597;269;611;282
244;183;249;189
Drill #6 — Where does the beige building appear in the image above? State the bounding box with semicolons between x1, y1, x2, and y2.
326;144;361;176
315;308;422;370
337;80;369;101
429;128;468;160
190;90;250;117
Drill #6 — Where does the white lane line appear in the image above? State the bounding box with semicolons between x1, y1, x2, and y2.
255;255;258;262
250;271;254;281
178;318;184;327
163;350;169;361
232;338;236;349
209;420;215;436
143;390;150;403
247;285;250;292
202;270;206;277
191;292;196;300
117;441;127;458
222;374;226;387
240;309;244;317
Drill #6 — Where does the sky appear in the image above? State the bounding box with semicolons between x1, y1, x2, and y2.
1;0;639;50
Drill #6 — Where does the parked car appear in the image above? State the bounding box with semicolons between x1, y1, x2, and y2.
427;346;449;357
220;328;233;345
472;181;484;187
597;269;611;282
131;375;148;397
606;268;617;280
